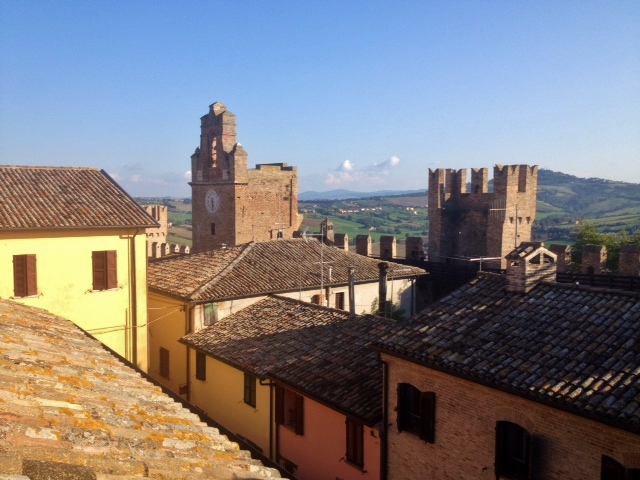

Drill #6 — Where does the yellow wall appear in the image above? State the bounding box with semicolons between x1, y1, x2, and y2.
147;291;189;393
0;229;149;370
189;351;272;456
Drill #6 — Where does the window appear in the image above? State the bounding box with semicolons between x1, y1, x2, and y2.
13;254;37;297
276;386;304;435
92;250;117;291
244;373;257;407
195;351;206;381
211;223;216;235
346;418;364;468
311;294;323;305
335;292;345;310
397;383;435;442
203;303;217;326
159;347;170;378
601;455;640;480
495;421;531;480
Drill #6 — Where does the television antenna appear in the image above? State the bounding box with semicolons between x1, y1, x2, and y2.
302;228;333;306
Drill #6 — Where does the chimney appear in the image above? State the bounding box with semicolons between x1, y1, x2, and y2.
619;244;640;276
582;245;607;274
378;262;389;317
505;242;557;293
348;267;356;317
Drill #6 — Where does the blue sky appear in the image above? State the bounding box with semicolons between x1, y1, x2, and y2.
1;1;638;197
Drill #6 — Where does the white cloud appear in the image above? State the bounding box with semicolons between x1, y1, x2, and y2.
373;155;401;169
322;155;402;188
337;159;354;171
184;170;192;180
109;172;120;181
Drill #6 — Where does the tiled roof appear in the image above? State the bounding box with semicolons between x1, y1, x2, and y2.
148;238;425;302
0;166;157;229
180;296;395;425
0;299;283;479
375;273;640;433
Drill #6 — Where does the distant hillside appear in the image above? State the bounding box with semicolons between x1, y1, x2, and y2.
138;169;640;246
299;189;425;201
535;169;640;240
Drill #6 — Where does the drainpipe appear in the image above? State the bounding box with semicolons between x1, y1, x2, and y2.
259;379;275;460
130;229;140;367
185;304;193;402
348;267;356;317
381;359;389;480
378;262;389;317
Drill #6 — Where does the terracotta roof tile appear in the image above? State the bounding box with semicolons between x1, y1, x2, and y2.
0;299;283;479
375;273;640;433
149;238;426;302
181;296;396;425
0;166;157;229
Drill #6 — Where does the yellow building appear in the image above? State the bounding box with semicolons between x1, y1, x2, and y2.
0;166;156;370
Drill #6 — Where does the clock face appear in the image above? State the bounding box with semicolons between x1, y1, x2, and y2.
205;189;220;213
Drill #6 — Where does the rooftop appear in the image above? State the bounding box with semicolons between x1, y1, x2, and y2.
0;299;283;479
375;273;640;434
181;296;395;426
0;165;157;230
148;238;425;302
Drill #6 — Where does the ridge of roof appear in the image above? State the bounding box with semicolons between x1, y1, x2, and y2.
148;238;426;302
0;165;157;230
190;243;254;297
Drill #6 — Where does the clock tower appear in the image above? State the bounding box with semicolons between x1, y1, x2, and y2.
190;102;302;253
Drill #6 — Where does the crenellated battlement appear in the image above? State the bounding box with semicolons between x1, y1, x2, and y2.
428;164;538;268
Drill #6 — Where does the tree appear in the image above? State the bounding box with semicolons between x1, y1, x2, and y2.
571;223;640;272
367;297;407;320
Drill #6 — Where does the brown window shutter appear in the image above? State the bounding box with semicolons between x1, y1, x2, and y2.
106;250;117;289
92;251;106;291
295;394;304;435
396;383;404;432
275;386;284;425
25;254;37;296
13;255;27;297
419;391;435;443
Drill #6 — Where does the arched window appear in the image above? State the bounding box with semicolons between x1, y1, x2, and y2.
495;421;531;479
397;383;435;443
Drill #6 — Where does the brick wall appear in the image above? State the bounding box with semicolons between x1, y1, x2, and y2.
383;355;640;480
582;244;607;274
190;103;302;253
428;165;538;268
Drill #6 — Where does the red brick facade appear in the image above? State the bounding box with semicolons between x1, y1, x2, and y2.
190;103;302;253
383;355;640;480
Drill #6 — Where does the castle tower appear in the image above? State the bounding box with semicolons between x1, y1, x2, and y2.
427;164;538;269
190;102;302;253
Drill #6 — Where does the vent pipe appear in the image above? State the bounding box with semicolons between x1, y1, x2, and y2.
348;267;356;317
378;262;389;317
